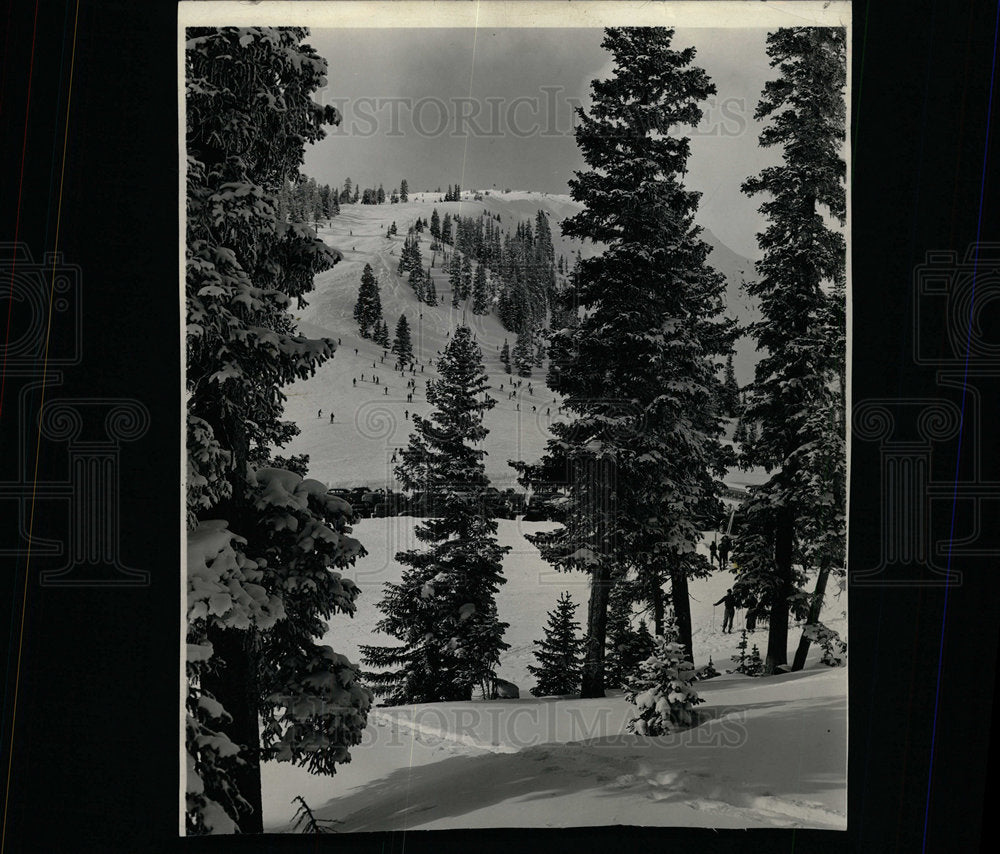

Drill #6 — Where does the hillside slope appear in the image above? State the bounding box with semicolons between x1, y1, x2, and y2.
282;191;760;490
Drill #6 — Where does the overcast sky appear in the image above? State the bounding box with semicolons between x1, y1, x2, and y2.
303;28;784;259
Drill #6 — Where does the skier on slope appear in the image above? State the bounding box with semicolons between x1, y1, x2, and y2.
709;539;718;566
714;589;736;634
719;535;732;570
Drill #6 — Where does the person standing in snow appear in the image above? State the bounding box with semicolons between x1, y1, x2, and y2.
719;535;732;570
745;593;758;632
709;539;718;566
714;589;736;634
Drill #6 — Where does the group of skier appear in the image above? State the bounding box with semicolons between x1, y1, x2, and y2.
708;534;764;634
709;534;732;569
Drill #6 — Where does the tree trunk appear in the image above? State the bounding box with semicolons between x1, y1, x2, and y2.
652;580;665;638
580;560;611;698
201;624;263;833
580;459;614;699
669;562;694;663
765;507;794;674
792;564;831;671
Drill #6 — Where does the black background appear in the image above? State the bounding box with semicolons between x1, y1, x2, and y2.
1;1;998;851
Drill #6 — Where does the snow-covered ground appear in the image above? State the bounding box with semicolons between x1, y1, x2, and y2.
260;517;847;832
258;192;844;832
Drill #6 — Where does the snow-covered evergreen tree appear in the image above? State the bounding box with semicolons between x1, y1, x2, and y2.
397;232;422;278
528;592;585;697
625;626;703;735
424;269;438;306
449;251;463;308
472;261;490;315
353;263;382;338
185;26;370;834
408;265;425;302
360;327;510;703
737;27;847;674
746;643;764;677
399;178;408;202
460;253;473;301
500;338;511;374
391;314;413;364
516;27;734;697
731;628;749;673
511;328;534;378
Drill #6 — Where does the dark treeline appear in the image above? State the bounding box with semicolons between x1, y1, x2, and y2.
327;485;548;521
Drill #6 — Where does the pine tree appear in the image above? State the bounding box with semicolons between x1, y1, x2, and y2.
460;253;473;300
527;592;585;696
375;319;390;348
360;327;510;703
353;263;382;338
442;212;453;245
500;338;511;374
723;353;740;417
424;269;438;305
746;644;764;677
430;208;441;242
731;629;749;673
408;265;425;302
515;28;734;696
737;27;847;674
472;261;490;315
450;251;463;308
400;178;409;202
604;581;656;688
377;183;386;204
512;328;533;377
185;27;369;835
625;628;703;734
698;656;720;680
392;314;413;364
733;415;748;448
397;232;423;278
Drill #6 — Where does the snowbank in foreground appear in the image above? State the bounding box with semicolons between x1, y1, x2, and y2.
261;667;846;831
